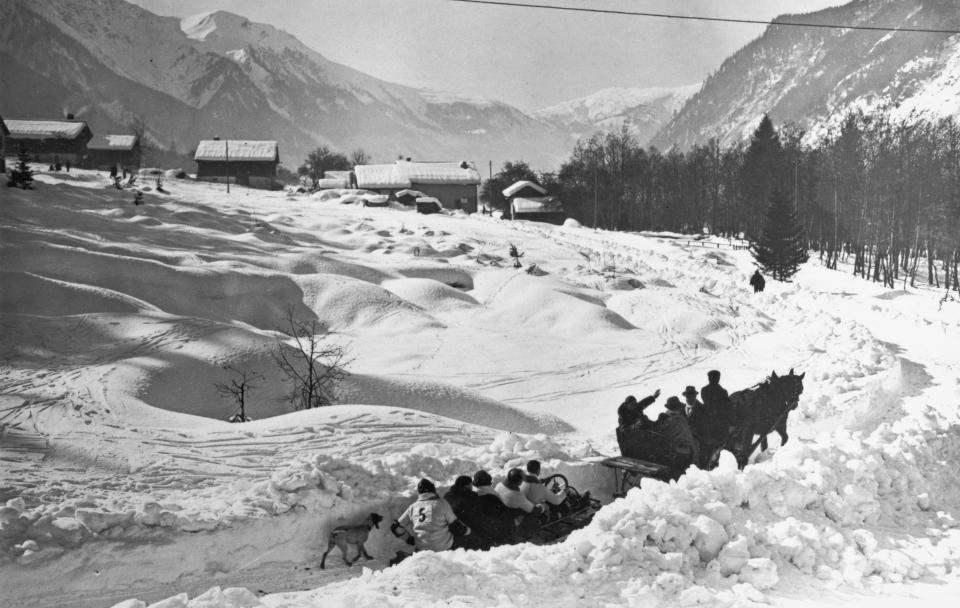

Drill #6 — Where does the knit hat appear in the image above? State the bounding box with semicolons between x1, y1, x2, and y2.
473;470;493;487
664;396;683;410
506;468;524;486
453;475;473;491
682;385;698;397
417;478;436;494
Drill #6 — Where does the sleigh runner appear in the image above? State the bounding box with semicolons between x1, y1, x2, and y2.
526;473;602;544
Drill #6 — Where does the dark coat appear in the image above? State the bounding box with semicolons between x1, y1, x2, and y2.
456;488;518;548
750;271;766;291
618;393;658;428
700;382;733;438
656;409;700;466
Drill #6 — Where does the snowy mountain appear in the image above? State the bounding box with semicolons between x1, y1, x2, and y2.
0;0;571;167
535;84;700;146
652;0;960;149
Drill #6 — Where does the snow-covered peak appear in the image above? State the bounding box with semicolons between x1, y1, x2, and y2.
535;84;700;123
178;9;304;56
180;11;218;41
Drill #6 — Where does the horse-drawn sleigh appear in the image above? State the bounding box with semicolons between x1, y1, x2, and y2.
603;369;806;496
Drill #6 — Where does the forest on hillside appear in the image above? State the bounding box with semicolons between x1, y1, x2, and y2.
483;113;960;293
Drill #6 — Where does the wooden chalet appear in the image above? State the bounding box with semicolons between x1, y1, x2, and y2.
194;139;279;190
503;180;565;224
354;160;481;212
86;134;142;171
4;117;93;165
0;115;8;172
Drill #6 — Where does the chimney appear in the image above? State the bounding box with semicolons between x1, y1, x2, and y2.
66;113;75;120
213;136;221;140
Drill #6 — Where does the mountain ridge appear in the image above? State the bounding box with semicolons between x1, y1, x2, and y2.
0;0;571;168
652;0;960;150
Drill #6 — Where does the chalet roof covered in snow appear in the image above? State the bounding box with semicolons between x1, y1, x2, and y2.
503;180;548;198
87;134;139;151
194;140;278;162
355;160;481;189
4;119;91;140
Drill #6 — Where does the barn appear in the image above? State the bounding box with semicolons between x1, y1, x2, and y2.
354;160;481;212
503;180;566;224
4;118;93;165
86;134;142;171
0;115;8;172
194;139;279;190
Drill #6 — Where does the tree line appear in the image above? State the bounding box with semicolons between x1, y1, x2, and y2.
482;112;960;291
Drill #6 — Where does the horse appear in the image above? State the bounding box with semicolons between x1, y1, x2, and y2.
725;369;805;469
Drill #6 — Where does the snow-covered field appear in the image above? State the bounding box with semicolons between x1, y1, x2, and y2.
2;169;959;607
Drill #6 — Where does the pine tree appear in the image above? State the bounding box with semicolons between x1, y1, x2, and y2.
7;147;34;189
751;188;809;281
740;114;785;238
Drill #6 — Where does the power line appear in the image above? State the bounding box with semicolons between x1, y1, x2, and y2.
443;0;960;35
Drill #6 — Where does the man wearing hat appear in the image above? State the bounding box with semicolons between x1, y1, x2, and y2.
682;385;702;418
655;396;699;477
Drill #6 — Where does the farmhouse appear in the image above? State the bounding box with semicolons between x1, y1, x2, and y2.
86;134;142;171
503;180;565;224
354;160;481;212
4;117;93;165
194;139;279;190
0;115;8;172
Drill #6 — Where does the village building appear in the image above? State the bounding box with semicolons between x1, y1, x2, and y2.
4;117;93;165
86;134;142;171
354;160;480;212
503;180;565;224
314;170;354;190
0;115;9;173
194;139;279;190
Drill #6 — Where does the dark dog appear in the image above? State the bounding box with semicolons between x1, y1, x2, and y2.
389;550;410;566
320;512;383;568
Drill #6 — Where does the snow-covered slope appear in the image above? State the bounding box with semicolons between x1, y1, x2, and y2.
536;85;700;145
2;169;959;607
653;0;960;149
0;0;570;167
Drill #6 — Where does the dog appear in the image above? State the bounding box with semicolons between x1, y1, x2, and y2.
319;512;383;569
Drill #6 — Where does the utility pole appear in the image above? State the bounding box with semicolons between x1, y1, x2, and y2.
593;164;599;229
225;138;230;194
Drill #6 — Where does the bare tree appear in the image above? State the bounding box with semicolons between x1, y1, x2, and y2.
350;148;371;166
214;366;264;422
273;308;349;410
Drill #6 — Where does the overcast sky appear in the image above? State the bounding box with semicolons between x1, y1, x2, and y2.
130;0;850;111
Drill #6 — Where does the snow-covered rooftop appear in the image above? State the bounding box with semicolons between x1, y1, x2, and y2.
194;140;278;162
503;180;548;198
355;160;481;189
4;119;90;140
86;134;138;151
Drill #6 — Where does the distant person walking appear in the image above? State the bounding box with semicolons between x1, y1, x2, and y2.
750;270;766;293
